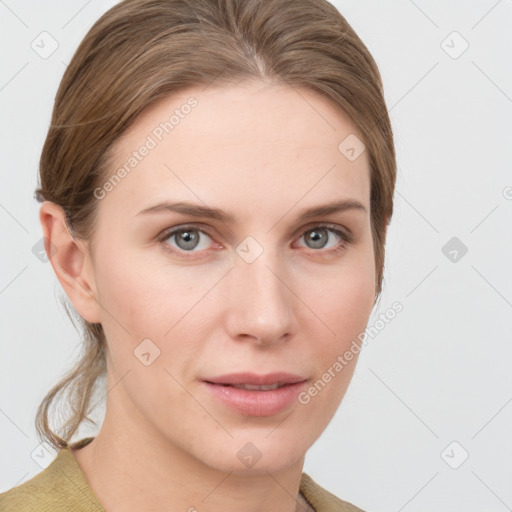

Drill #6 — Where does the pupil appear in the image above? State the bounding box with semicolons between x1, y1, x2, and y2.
308;229;327;249
177;230;198;250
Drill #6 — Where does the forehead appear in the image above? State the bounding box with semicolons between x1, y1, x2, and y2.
99;80;370;222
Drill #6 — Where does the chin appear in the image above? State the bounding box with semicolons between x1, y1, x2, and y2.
191;428;311;475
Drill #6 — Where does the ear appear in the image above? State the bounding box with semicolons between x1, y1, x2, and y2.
39;201;101;324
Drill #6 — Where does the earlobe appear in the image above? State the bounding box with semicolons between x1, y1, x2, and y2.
39;201;101;324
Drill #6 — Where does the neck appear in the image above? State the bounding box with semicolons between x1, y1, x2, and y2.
72;410;309;512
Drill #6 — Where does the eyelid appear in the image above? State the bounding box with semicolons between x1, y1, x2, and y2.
156;222;354;258
295;221;354;242
156;223;216;243
157;221;353;241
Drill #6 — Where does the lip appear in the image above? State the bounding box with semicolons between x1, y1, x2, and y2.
202;372;308;417
204;372;306;386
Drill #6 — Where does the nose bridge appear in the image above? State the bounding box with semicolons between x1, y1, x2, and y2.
225;240;294;343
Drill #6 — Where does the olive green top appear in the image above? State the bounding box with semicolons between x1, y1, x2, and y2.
0;438;365;511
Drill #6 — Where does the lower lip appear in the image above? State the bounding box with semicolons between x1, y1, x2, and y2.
202;381;307;416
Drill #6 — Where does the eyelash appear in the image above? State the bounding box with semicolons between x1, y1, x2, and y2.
156;223;354;260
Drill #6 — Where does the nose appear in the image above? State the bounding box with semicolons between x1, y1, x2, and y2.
224;246;296;346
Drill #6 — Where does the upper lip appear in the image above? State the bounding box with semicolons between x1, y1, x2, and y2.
203;372;307;386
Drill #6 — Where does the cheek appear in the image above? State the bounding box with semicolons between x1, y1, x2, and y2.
95;261;153;328
301;251;376;384
92;245;216;374
93;244;179;331
333;272;375;334
306;252;376;335
298;268;375;424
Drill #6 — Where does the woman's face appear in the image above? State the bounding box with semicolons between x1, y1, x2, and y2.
84;80;375;473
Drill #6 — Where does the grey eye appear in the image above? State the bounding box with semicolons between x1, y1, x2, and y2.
160;225;216;255
303;228;330;249
172;229;202;251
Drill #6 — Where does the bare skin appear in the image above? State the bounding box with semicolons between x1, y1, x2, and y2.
41;79;375;512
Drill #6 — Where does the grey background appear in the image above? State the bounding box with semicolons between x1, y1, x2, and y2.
1;1;511;510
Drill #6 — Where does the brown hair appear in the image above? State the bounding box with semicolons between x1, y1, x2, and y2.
35;0;396;450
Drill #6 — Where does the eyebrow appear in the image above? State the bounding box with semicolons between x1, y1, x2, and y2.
136;199;367;223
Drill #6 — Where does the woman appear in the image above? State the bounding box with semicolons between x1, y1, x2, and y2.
0;0;395;510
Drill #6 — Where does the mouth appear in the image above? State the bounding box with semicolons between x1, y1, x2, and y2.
213;382;289;391
201;372;308;416
203;371;306;386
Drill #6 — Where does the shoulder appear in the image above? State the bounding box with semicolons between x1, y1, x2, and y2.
300;472;366;512
0;468;57;512
0;445;104;512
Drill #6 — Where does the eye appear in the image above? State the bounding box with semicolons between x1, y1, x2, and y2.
157;226;216;258
296;224;353;254
157;223;354;260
